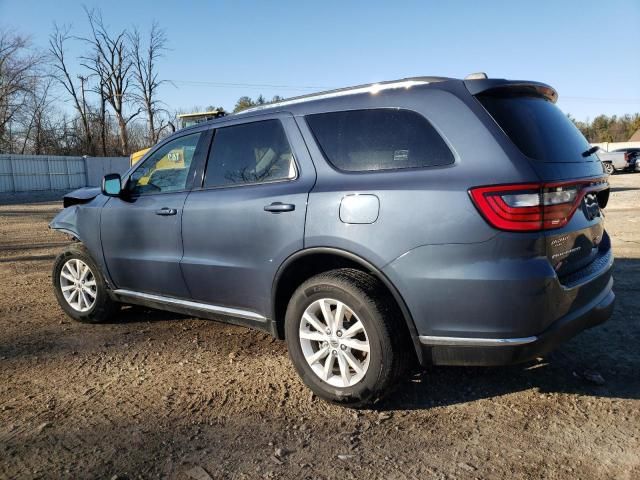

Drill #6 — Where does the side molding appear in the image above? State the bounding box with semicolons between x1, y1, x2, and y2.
419;335;537;347
111;289;278;336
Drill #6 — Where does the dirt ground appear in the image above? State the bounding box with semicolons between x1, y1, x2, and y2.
1;174;639;480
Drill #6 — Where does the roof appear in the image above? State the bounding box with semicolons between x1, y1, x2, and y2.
176;75;556;134
234;75;557;117
629;129;640;142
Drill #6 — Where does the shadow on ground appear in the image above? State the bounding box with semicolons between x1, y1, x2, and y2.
3;260;638;412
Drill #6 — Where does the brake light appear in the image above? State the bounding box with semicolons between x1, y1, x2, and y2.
469;179;607;232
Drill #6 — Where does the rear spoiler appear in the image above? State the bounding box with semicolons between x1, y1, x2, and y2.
464;79;558;103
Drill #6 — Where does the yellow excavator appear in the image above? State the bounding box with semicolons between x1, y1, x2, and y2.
129;109;226;167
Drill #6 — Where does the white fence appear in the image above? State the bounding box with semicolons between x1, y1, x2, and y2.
0;155;129;193
85;156;131;187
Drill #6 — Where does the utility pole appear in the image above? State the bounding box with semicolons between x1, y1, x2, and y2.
78;75;89;154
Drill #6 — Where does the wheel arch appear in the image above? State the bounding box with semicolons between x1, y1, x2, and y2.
51;226;81;241
271;247;424;364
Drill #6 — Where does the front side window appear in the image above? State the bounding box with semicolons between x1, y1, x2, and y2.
305;109;454;172
204;120;296;188
128;132;201;195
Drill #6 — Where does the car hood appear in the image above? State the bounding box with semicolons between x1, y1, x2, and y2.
63;187;102;207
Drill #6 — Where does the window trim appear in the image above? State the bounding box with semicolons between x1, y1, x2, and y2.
124;130;210;198
304;107;456;175
199;118;300;191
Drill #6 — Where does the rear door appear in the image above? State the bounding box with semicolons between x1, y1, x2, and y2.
101;130;210;297
180;114;316;317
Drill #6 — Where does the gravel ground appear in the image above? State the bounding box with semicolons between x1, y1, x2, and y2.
0;175;639;480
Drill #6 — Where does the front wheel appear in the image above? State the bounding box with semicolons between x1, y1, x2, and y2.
52;244;118;323
285;269;409;407
603;162;615;175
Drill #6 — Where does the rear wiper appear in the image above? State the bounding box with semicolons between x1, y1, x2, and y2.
582;146;599;157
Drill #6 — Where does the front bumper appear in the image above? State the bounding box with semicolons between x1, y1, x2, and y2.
419;278;615;366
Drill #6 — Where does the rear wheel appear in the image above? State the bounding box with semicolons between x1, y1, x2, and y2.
52;244;118;323
603;162;615;175
285;268;408;406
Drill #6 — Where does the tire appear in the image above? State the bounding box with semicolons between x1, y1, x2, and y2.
603;162;615;175
285;268;409;407
52;243;118;323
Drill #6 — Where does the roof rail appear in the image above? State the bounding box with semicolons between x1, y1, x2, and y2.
237;76;451;114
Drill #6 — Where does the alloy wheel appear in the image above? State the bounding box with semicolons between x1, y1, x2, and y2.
59;258;97;312
299;298;371;388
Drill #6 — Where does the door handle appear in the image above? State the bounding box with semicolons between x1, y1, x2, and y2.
155;207;177;216
264;202;295;213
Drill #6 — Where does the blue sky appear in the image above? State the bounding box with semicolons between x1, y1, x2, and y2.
2;0;639;120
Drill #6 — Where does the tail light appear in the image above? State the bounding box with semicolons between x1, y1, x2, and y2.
469;178;608;232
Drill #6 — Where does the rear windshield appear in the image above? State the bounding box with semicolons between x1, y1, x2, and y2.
477;94;595;163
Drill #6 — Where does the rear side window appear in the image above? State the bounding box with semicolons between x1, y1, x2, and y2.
204;120;296;188
477;94;595;163
305;109;454;172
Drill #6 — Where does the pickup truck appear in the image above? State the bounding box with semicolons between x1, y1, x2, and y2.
597;150;628;174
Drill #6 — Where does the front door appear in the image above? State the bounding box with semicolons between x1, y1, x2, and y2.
180;115;316;317
101;131;208;297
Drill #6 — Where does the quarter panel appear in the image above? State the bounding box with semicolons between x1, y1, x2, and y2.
298;87;538;268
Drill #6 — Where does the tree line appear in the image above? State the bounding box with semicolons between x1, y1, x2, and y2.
233;94;284;113
569;114;640;144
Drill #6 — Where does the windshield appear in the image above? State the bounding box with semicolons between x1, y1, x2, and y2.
477;94;596;163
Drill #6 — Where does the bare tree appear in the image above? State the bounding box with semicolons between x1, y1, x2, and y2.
129;23;169;145
0;30;42;152
82;8;139;155
78;45;110;156
4;16;175;156
48;24;94;154
19;78;56;154
97;77;108;156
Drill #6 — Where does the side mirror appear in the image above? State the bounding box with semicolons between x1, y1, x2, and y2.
101;173;122;197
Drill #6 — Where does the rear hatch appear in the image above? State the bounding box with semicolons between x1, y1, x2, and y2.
468;81;610;282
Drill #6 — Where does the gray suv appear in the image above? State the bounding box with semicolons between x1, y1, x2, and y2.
50;75;615;406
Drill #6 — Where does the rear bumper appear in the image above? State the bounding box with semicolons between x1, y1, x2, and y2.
419;278;614;366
